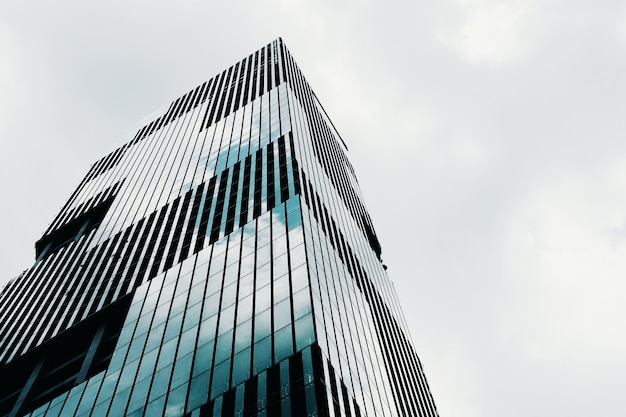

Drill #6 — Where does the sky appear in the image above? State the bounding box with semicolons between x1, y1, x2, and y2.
1;1;625;416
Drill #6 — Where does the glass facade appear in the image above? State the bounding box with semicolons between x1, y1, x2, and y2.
0;39;438;417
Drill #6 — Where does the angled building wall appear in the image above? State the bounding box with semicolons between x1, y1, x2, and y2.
0;39;438;417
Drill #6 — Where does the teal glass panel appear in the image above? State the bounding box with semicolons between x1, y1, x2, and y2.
232;347;251;386
210;359;231;398
165;382;188;417
144;395;166;416
234;318;252;353
254;309;271;342
293;288;312;320
273;298;291;329
295;314;315;351
192;342;214;377
126;376;151;416
171;352;194;388
214;329;233;364
274;325;293;362
253;336;272;373
186;371;210;413
107;386;131;416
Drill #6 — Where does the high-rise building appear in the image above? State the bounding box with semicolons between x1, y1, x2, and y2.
0;39;438;417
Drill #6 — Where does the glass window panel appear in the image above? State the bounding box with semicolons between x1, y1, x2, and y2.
205;273;223;297
238;273;254;298
273;236;287;258
291;263;308;293
187;371;211;412
177;326;198;358
236;294;253;324
171;353;194;388
218;304;236;334
234;319;252;353
137;348;159;381
293;288;312;320
147;363;172;402
221;282;237;308
156;337;178;371
255;284;271;313
273;324;293;362
183;302;202;332
290;244;306;269
240;254;255;277
192;342;214;377
165;382;188;416
273;253;288;279
256;262;271;288
214;329;233;364
288;225;304;249
187;282;205;308
211;359;231;398
273;276;289;302
126;332;148;363
254;308;272;342
273;298;291;330
163;312;183;342
295;314;316;351
232;347;251;386
253;336;272;374
257;244;271;267
198;315;217;346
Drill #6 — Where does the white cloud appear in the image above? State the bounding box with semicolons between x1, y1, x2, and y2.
502;156;626;370
436;0;539;66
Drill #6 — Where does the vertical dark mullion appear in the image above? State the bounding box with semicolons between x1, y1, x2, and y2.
266;143;276;211
44;232;96;341
239;155;252;228
100;224;135;306
243;376;258;417
120;210;158;292
242;54;253;107
176;90;194;119
185;85;202;113
86;231;124;316
214;67;233;124
179;183;206;263
209;168;230;243
266;364;280;416
279;39;288;84
259;47;266;97
266;43;273;92
277;136;289;203
193;81;208;108
194;176;217;253
233;57;246;113
116;217;146;296
206;70;228;130
251;51;259;102
165;189;193;270
95;224;135;306
134;210;168;288
200;78;213;104
54;243;97;332
71;237;114;322
9;242;77;355
253;149;263;218
223;62;240;119
224;161;241;235
148;196;181;279
274;41;280;87
288;352;307;417
289;133;301;195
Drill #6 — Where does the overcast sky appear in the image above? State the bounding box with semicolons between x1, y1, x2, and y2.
1;1;625;416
